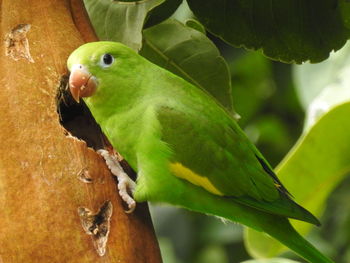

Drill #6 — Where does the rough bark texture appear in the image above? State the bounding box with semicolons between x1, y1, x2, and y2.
0;1;162;262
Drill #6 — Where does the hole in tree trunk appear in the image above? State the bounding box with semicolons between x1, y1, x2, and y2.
55;74;137;179
56;74;105;150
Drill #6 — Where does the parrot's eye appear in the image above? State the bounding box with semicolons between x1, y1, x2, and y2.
100;53;114;67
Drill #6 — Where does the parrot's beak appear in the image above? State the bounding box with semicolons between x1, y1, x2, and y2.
68;64;97;103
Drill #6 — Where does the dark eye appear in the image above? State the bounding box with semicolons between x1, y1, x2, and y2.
100;53;114;67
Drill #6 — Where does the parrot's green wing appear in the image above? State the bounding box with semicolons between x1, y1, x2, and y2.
156;104;319;225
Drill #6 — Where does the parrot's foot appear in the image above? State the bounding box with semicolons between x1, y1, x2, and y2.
97;149;136;213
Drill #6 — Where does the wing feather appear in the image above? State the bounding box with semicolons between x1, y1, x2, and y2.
156;104;319;224
157;105;281;201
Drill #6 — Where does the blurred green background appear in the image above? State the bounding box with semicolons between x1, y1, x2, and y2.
149;42;350;263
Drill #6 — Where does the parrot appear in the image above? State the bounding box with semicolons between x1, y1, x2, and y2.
67;41;334;263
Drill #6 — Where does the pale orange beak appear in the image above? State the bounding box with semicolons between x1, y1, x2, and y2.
68;64;97;103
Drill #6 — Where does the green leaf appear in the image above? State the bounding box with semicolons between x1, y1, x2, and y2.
229;51;274;126
195;245;229;263
145;0;183;28
171;0;205;33
244;102;350;258
184;19;205;34
157;237;181;263
140;19;237;115
242;259;300;263
242;259;301;263
293;41;350;130
171;0;195;24
187;0;350;63
83;0;164;50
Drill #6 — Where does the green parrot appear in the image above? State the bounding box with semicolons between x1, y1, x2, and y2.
67;41;333;263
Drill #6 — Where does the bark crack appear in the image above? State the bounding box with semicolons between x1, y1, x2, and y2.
78;201;113;256
5;24;34;63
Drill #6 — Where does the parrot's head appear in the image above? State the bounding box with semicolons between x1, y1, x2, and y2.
67;41;140;103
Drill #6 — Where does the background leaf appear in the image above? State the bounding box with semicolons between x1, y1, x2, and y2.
145;0;183;28
187;0;350;63
244;102;350;258
84;0;164;50
244;39;350;259
229;51;275;126
242;258;301;263
140;19;236;114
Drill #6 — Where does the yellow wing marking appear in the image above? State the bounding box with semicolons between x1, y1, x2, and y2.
170;162;223;196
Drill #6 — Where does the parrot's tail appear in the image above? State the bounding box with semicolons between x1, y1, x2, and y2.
258;217;334;263
162;181;333;263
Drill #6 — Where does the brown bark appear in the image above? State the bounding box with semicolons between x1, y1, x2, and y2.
0;1;162;262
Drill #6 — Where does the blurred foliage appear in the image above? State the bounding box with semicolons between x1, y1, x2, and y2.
228;50;303;166
82;1;350;262
246;41;350;261
319;175;350;263
242;259;301;263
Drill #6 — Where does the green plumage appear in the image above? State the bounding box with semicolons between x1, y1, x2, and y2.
67;41;333;263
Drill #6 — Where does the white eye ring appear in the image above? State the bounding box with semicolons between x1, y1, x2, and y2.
100;53;114;67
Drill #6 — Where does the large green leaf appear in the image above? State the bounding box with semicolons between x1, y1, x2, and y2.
140;19;237;115
187;0;350;63
83;0;164;50
244;102;350;258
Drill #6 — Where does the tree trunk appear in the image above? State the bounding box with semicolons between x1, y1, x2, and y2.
0;1;162;262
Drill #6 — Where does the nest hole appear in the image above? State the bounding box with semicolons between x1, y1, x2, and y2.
56;74;105;150
55;74;137;179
